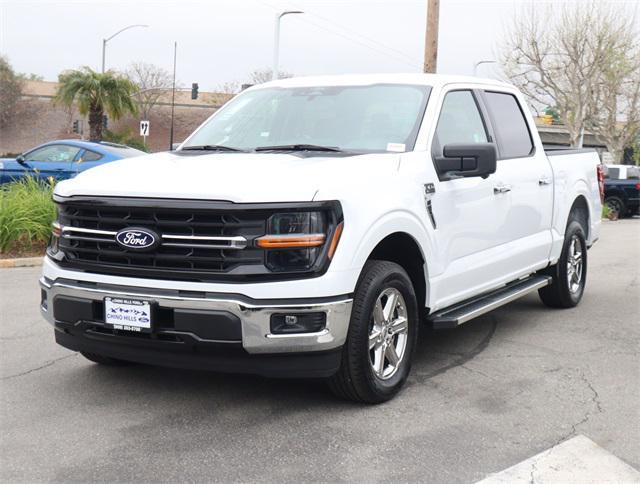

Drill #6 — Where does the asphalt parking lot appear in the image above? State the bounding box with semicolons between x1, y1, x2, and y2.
1;220;638;483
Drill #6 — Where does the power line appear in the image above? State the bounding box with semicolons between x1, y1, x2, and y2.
301;9;422;66
254;0;423;70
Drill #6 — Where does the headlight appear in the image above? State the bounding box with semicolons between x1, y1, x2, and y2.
47;221;61;256
256;211;339;272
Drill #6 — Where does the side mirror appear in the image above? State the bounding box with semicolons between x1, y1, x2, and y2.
16;154;26;165
171;143;181;151
435;143;497;180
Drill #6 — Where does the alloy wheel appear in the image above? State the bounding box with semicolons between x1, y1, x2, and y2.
566;235;583;294
368;288;409;380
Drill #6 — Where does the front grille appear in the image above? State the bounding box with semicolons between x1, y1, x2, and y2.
56;199;269;280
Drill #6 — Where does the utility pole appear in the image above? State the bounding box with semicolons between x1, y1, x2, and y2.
423;0;440;73
169;41;177;150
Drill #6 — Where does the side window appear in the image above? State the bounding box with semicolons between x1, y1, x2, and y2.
483;91;533;159
433;90;488;156
81;150;103;162
25;145;81;162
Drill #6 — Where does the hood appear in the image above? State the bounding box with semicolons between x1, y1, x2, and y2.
54;151;400;203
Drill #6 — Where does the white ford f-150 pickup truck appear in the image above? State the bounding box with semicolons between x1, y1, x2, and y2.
41;74;603;402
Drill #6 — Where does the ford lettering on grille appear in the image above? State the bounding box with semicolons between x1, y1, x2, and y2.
115;228;159;251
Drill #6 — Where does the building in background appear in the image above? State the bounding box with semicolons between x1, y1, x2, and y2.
0;80;231;155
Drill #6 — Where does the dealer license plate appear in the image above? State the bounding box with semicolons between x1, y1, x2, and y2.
104;297;152;333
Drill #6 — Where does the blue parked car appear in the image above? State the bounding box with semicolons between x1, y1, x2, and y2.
0;140;146;184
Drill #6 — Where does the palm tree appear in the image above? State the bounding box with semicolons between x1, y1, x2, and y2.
55;67;138;140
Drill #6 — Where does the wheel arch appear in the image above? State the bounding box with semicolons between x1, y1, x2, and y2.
568;194;591;240
361;231;428;312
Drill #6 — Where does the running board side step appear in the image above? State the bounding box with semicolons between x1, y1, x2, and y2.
427;275;552;329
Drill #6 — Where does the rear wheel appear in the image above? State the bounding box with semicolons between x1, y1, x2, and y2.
328;260;419;403
81;351;133;366
538;218;587;308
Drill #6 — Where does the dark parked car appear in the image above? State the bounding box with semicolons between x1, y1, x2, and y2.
0;140;146;184
604;164;640;218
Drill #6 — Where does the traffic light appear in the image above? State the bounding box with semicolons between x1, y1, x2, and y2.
191;82;199;100
72;120;80;134
102;115;108;129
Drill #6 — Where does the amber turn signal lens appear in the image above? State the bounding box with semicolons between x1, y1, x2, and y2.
327;222;343;259
256;234;326;248
52;222;62;237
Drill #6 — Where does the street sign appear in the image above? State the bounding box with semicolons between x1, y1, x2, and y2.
140;120;150;137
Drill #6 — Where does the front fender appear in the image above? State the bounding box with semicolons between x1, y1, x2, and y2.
350;209;433;272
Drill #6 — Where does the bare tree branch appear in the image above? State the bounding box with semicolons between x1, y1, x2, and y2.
500;0;639;155
125;62;173;120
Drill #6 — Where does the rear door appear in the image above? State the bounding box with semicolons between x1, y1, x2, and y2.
479;90;554;273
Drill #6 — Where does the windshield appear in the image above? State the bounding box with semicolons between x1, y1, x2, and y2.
183;84;431;153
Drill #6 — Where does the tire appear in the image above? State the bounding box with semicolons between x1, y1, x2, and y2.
81;351;133;366
328;260;419;403
605;196;626;218
538;217;588;308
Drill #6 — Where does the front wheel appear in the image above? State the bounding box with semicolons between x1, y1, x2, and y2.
538;219;587;308
328;260;419;403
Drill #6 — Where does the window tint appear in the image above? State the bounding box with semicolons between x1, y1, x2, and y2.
25;144;80;162
434;91;487;155
484;92;533;158
81;150;103;162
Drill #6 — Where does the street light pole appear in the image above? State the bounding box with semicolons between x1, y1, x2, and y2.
473;60;498;76
101;24;149;73
169;41;177;151
272;10;303;81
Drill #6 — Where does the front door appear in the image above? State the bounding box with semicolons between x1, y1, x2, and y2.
427;89;511;308
7;144;81;183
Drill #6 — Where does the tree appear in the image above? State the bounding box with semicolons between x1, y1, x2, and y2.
587;46;640;163
21;73;44;81
249;67;292;84
55;67;138;140
125;62;173;120
0;56;24;127
501;2;638;149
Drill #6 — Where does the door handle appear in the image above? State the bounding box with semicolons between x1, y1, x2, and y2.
493;184;512;194
538;176;552;185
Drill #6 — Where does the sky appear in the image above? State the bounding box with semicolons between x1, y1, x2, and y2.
0;0;638;92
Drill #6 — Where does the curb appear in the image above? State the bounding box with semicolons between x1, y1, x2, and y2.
0;256;44;268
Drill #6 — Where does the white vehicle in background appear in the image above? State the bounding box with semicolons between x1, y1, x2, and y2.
40;74;603;402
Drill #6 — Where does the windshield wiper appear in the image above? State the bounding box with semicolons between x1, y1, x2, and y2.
181;145;244;152
254;144;343;152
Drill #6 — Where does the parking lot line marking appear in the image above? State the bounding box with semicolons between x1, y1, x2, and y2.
477;434;640;484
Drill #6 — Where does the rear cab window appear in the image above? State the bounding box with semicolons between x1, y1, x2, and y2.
482;91;534;159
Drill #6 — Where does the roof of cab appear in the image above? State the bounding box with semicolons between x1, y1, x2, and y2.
253;73;513;90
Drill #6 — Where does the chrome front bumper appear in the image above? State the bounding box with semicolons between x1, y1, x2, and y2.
39;277;352;354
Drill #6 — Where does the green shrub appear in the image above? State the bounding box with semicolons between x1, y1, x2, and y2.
0;177;56;254
103;127;149;152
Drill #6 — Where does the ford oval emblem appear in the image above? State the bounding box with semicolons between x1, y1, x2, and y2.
115;227;159;251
